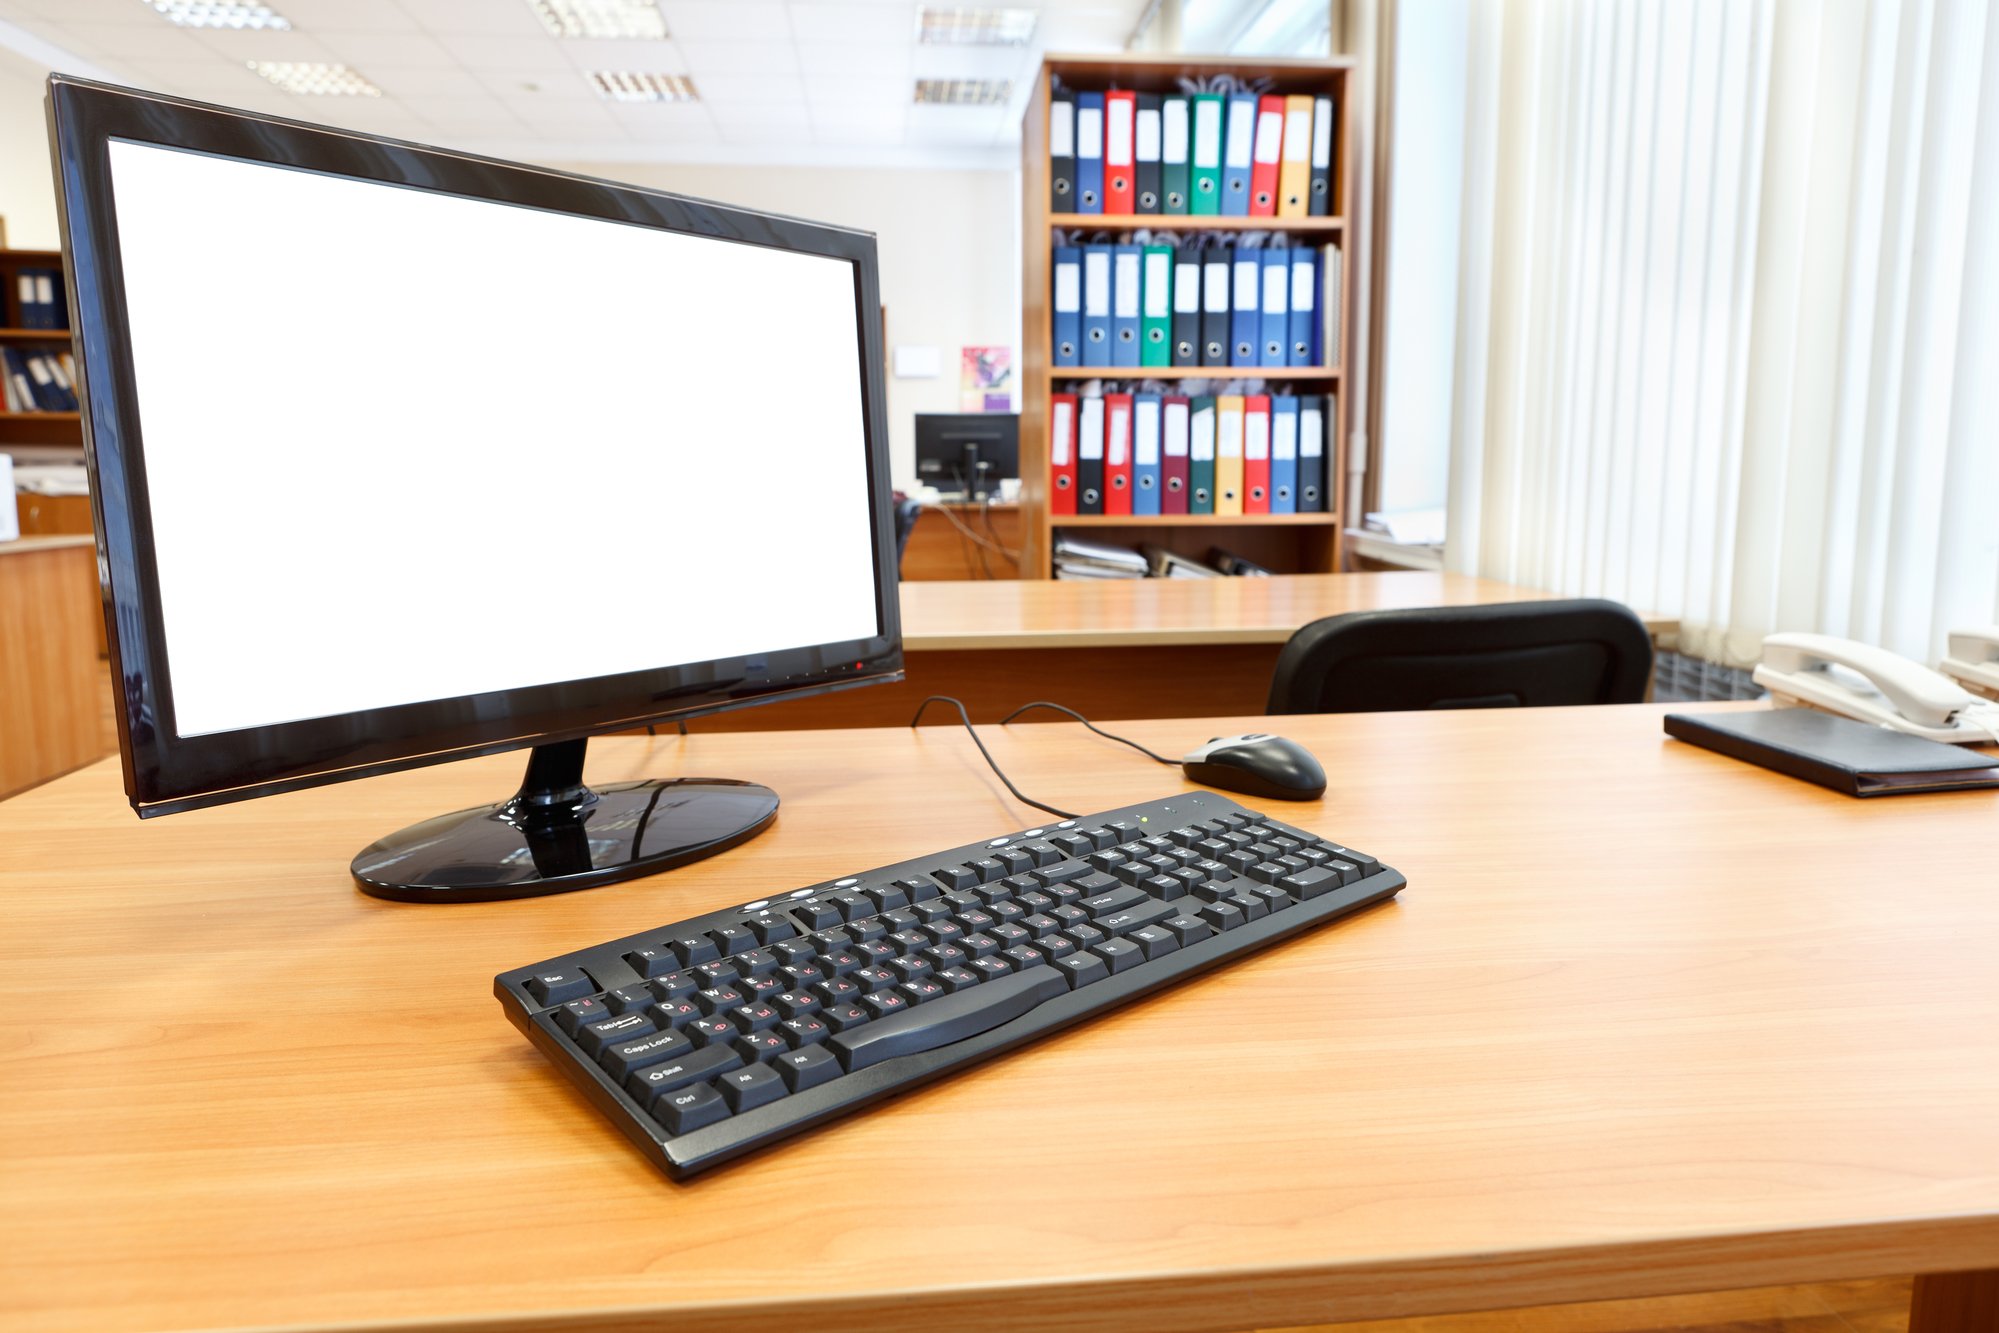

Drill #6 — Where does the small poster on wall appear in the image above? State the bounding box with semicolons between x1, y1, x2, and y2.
960;346;1013;412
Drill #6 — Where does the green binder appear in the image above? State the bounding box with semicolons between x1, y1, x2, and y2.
1190;93;1223;216
1162;95;1191;213
1189;395;1217;512
1140;244;1173;367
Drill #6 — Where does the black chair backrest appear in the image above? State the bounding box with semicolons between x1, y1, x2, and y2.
1266;599;1654;715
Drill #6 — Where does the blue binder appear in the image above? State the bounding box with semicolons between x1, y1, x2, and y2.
1269;395;1298;514
1075;93;1105;213
1230;247;1260;366
1111;242;1143;367
1221;93;1257;216
1288;247;1317;365
1082;243;1113;367
1259;247;1289;367
1052;245;1082;366
1132;394;1162;514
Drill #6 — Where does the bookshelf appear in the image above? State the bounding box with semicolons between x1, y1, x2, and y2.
0;248;81;449
1019;53;1358;579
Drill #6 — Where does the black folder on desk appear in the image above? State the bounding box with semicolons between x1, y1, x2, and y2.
1665;708;1999;796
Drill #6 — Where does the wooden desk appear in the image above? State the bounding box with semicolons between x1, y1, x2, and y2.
898;502;1024;581
695;571;1678;731
3;705;1995;1333
0;534;102;798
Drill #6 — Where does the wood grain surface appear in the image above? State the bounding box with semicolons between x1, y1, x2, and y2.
0;537;102;798
3;703;1997;1333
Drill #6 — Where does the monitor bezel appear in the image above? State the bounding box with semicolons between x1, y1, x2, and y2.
47;76;904;817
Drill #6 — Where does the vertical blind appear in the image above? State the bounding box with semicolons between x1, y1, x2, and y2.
1442;0;1999;666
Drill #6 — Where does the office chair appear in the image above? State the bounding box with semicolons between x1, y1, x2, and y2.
1266;599;1654;714
892;498;924;571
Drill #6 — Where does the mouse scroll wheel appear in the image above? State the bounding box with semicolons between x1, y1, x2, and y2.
1242;733;1266;741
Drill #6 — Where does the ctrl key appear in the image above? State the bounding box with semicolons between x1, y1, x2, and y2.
655;1082;730;1136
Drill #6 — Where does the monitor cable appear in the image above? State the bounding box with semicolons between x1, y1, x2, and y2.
909;696;1183;821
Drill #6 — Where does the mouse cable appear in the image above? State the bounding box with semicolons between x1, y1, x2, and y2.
908;695;1078;820
996;701;1180;766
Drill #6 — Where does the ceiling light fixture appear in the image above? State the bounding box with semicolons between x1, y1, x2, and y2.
144;1;293;29
247;62;383;96
589;71;699;103
530;0;669;40
913;78;1014;106
915;7;1037;46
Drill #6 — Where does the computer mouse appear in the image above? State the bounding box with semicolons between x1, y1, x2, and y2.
1181;733;1327;801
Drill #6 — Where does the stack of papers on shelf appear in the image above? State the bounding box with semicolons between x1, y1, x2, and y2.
1363;507;1446;548
1054;534;1147;580
1141;543;1221;578
11;462;89;496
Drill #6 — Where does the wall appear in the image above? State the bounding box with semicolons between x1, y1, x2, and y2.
543;160;1018;490
0;49;59;250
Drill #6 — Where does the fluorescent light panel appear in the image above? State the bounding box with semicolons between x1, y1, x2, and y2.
916;7;1037;46
530;0;669;39
144;1;292;29
913;78;1013;106
247;62;383;96
589;71;698;103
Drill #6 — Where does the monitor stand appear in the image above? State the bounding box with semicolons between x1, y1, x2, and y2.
349;737;778;903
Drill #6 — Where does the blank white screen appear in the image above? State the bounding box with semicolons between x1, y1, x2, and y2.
106;140;881;739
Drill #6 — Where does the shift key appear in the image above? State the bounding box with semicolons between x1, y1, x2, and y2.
623;1044;741;1108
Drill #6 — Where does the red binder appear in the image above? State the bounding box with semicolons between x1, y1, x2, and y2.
1104;91;1137;214
1249;95;1285;216
1103;391;1134;514
1243;393;1272;513
1161;394;1190;514
1050;392;1079;514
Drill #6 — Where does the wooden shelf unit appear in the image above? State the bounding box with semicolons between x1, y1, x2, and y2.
0;248;81;448
1019;53;1359;579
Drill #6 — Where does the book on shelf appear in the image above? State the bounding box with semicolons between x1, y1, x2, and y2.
1141;543;1220;578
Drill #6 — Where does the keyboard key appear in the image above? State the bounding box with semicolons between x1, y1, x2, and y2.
689;1015;739;1047
1079;883;1146;917
1101;819;1143;842
651;997;702;1029
1091;938;1144;974
887;955;933;983
1142;874;1183;899
1080;827;1119;850
1050;904;1090;930
811;977;862;1006
934;965;982;992
957;932;1000;959
694;960;741;988
1280;866;1341;899
820;1002;872;1033
1055;952;1110;989
576;1012;655;1057
741;975;786;1002
774;990;821;1019
1198;901;1247;932
623;947;676;979
1037;861;1095;886
555;997;610;1034
1129;925;1179;961
829;890;875;919
1321;858;1360;884
881;907;921;932
966;857;1006;883
707;923;758;956
731;1002;782;1033
921;919;966;945
967;956;1013;982
656;1082;730;1135
600;1027;694;1081
1164;915;1212;946
1098;900;1177;935
1086;849;1129;872
954;909;997;934
988;900;1028;925
733;948;780;977
775;1043;842;1091
909;897;952;923
1001;944;1046;971
1168;869;1206;897
1167;826;1207;848
694;985;745;1016
1037;934;1077;960
1064;923;1108;950
894;876;940;902
526;970;594;1006
989;922;1032;948
779;1016;829;1047
626;1045;741;1107
650;971;699;1000
845;917;888;944
887;929;931;955
1229;889;1269;921
792;899;843;930
852;966;898;992
860;990;911;1020
1018;840;1063;867
900;977;948;1004
822;950;864;976
995;848;1035;875
857;941;899;965
1020;912;1061;939
780;962;827;990
921;944;968;971
829;967;1069;1071
746;914;797;944
863;883;910;913
732;1031;790;1063
1247;884;1292;912
1051;832;1095;858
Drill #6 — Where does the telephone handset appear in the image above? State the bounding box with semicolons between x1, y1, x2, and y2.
1753;631;1999;746
1941;626;1999;700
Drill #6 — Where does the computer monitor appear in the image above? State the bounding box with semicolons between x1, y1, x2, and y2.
47;77;902;904
914;413;1018;500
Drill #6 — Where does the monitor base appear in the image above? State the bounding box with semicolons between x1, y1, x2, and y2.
350;738;777;903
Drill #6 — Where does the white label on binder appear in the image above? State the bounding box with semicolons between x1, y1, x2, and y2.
1107;403;1128;465
1078;106;1103;159
1301;405;1325;457
1114;250;1140;318
1263;262;1288;316
1143;251;1170;318
1106;101;1133;165
1174;261;1200;313
1080;396;1105;459
1164;401;1189;457
1193;98;1222;168
1163;99;1189;164
1054;260;1080;312
1192;405;1216;461
1204;261;1229;310
1135;398;1161;464
1084;249;1110;315
1051;399;1074;465
1246;408;1269;460
1285;107;1312;162
1136;107;1161;161
1292;256;1315;310
1254;109;1283;165
1234;259;1259;309
1050;99;1075;157
14;275;30;305
1218;402;1244;457
26;356;51;385
1226;99;1255;167
1274;410;1298;459
1312;97;1333;168
34;275;54;303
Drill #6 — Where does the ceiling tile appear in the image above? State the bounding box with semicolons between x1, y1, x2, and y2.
120;58;276;101
506;100;622;133
401;93;527;129
705;100;810;130
675;39;798;76
553;37;688;74
189;29;345;65
607;101;719;141
811;105;906;145
910;44;1027;79
312;29;458;68
50;21;213;60
474;68;601;101
270;0;417;31
793;40;908;77
366;65;495;99
399;0;551;38
785;2;913;45
657;1;791;42
436;33;571;71
802;72;906;105
905;103;1004;144
693;71;804;104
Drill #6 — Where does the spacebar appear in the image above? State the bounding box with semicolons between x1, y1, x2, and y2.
829;969;1069;1071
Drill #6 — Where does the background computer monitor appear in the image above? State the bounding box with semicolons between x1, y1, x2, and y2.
49;77;902;902
914;413;1019;499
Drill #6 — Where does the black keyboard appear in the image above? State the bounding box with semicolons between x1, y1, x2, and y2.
496;791;1405;1178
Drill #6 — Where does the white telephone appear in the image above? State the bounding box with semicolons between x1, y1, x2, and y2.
1753;631;1999;745
1941;626;1999;700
